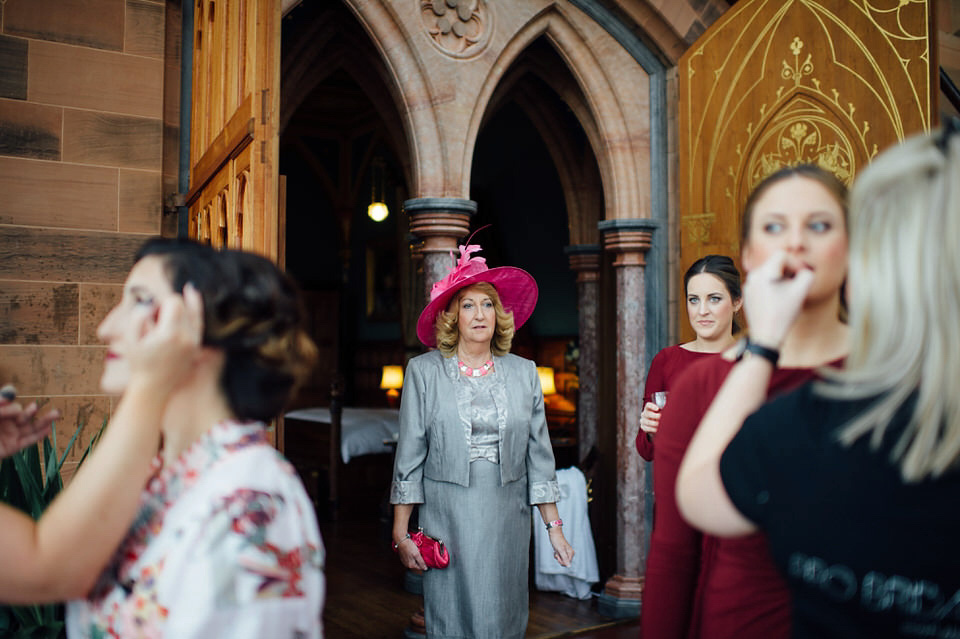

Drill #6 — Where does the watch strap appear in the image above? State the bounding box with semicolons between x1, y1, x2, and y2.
736;338;780;367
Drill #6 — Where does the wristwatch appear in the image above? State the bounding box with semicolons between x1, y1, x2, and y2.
734;337;780;367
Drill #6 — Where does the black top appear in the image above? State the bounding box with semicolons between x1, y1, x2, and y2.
721;382;960;639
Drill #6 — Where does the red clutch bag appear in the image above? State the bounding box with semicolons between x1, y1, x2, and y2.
395;528;450;569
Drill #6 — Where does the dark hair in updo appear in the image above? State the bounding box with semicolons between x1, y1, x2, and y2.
683;254;742;333
135;238;317;422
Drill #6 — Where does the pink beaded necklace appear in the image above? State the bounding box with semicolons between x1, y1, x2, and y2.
458;358;494;377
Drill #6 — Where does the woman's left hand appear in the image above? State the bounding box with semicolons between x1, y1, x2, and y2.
548;528;575;567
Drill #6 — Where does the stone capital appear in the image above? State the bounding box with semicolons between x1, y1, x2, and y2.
564;244;601;282
405;197;476;254
599;219;655;267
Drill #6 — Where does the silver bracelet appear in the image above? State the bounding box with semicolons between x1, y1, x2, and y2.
392;533;411;551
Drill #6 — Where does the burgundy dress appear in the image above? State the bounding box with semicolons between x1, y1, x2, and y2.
641;356;842;639
636;344;718;461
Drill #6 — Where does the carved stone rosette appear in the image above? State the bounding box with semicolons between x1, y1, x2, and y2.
419;0;492;59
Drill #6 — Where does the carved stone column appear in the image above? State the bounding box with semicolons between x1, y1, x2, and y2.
402;198;474;639
598;220;654;618
565;244;601;462
405;197;477;302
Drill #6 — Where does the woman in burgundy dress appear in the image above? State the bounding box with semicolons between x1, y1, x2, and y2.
636;255;742;461
641;164;849;639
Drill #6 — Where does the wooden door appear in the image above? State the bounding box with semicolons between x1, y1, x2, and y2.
186;0;281;260
677;0;933;339
187;0;282;446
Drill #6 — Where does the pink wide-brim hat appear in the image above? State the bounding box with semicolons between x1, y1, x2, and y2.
416;242;538;348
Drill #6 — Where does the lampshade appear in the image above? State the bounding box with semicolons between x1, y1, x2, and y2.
536;366;556;396
367;201;389;222
380;365;404;390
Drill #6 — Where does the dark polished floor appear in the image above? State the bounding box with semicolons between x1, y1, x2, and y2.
320;516;639;639
561;619;640;639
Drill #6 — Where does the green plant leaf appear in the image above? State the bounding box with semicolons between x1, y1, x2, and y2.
11;447;45;519
0;606;12;629
56;416;86;471
0;458;28;510
0;417;96;638
76;417;108;468
40;439;63;506
12;603;42;627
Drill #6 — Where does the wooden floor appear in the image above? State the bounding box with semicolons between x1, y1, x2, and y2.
321;515;639;638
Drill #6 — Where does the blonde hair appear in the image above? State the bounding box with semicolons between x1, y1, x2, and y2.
435;282;515;357
817;125;960;482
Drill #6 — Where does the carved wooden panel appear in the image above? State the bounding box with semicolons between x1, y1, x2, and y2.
677;0;933;338
187;0;280;258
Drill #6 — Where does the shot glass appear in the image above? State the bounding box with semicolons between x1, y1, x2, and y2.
653;391;669;409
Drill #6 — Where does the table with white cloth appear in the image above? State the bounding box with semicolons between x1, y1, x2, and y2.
532;466;600;599
284;407;400;463
283;407;400;518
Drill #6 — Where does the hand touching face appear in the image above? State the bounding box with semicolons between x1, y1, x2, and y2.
97;257;204;396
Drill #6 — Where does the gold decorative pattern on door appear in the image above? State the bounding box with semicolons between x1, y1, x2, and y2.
677;1;932;340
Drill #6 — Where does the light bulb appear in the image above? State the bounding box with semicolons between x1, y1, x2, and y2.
368;201;389;222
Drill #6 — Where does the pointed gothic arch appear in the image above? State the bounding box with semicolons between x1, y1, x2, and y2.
483;41;604;246
280;5;413;192
337;0;448;196
465;5;650;223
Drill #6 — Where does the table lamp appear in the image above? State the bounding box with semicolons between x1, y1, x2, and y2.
537;366;557;396
380;365;404;408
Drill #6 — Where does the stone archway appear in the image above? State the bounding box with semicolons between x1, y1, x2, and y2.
333;0;672;612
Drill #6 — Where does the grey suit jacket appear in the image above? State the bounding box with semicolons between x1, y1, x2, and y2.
389;350;561;505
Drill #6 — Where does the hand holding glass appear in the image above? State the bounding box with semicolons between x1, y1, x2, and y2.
653;391;669;409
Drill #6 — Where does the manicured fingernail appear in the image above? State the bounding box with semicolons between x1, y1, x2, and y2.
1;384;16;401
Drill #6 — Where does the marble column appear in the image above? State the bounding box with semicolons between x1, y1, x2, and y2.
565;244;601;462
402;197;475;639
404;197;477;302
597;220;654;618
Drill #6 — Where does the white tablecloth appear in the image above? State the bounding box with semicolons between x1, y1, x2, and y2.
284;407;400;463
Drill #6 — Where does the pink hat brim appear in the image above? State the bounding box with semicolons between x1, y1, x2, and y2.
416;266;538;348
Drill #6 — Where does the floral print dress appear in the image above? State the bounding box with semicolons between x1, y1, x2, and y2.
66;420;325;639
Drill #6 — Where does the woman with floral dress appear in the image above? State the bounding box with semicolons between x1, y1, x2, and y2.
66;238;325;638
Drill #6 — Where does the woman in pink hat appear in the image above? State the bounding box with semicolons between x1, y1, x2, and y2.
390;241;574;639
